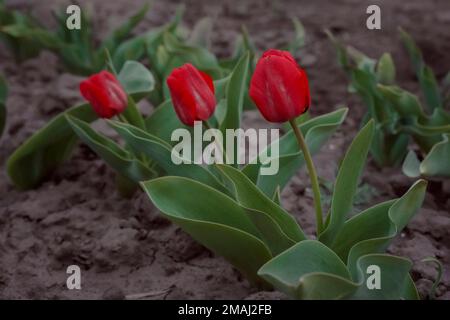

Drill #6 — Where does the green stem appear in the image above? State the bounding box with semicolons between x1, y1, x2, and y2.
289;119;323;234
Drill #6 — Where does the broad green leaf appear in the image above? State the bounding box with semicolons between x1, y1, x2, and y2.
117;61;155;100
244;207;298;256
319;120;374;246
258;241;419;299
66;115;154;182
345;180;427;279
242;108;347;197
109;120;227;193
144;100;190;144
0;75;6;137
272;186;282;206
258;240;353;299
216;164;306;243
377;84;426;118
7;104;96;189
350;254;418;300
402;150;421;178
112;36;146;70
420;134;450;177
330;200;394;260
142;176;272;285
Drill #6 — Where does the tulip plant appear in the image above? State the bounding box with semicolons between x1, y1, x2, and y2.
0;0;52;62
3;5;433;299
0;74;6;138
329;29;450;178
6;9;306;191
0;2;177;75
135;49;427;299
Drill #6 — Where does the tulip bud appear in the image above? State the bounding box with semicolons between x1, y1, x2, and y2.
249;49;310;123
167;63;216;126
80;71;128;119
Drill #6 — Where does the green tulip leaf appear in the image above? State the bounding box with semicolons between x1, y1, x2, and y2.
258;240;418;300
142;176;272;285
162;31;222;78
419;134;450;177
377;84;426;119
66;115;154;182
331;179;426;266
0;2;63;62
219;53;249;133
399;28;442;111
113;12;180;71
7;104;97;189
272;186;282;206
117;61;155;99
6;59;153;189
376;53;396;85
220;27;255;71
218;53;250;166
398;28;423;73
402;150;421;178
319;120;374;246
258;240;354;299
216;164;306;243
287;18;305;54
109;120;227;192
144;100;190;144
350;254;418;300
242;108;347;197
187;17;213;49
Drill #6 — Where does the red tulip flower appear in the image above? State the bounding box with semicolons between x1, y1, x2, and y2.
250;49;323;234
80;71;128;119
167;63;216;126
249;49;310;123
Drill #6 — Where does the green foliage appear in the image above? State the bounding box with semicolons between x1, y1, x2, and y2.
0;2;58;61
142;120;426;299
329;29;450;178
6;61;153;189
242;108;348;197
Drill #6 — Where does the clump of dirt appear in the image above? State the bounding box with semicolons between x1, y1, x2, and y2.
0;0;449;299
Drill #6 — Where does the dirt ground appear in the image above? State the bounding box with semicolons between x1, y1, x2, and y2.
0;0;449;299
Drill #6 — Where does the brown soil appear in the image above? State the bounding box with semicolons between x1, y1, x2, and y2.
0;0;449;299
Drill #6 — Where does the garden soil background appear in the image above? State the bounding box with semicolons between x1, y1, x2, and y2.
0;0;449;299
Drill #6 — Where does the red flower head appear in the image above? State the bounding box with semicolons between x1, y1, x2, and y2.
80;71;128;119
167;63;216;126
249;49;310;123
